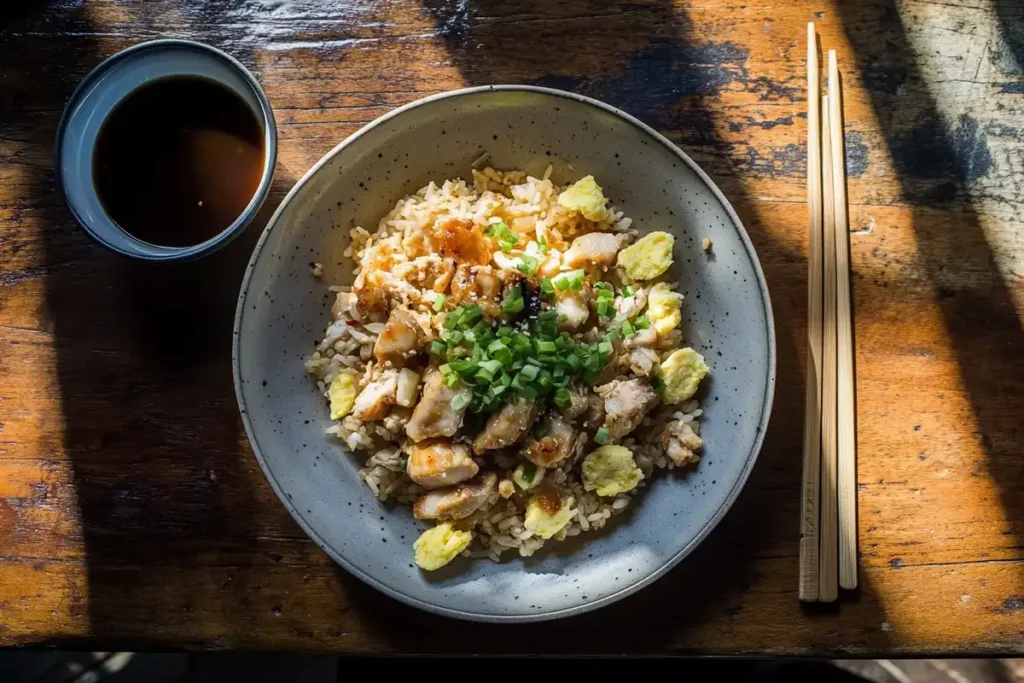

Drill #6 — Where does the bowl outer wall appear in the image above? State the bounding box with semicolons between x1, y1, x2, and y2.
233;85;776;622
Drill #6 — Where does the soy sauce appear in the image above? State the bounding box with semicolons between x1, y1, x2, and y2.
93;76;264;247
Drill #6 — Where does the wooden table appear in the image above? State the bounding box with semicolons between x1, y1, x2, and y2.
1;0;1021;655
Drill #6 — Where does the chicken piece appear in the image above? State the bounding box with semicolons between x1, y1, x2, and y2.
560;385;590;420
392;255;457;293
628;347;661;377
554;283;593;331
596;378;659;441
430;217;491;265
406;369;472;442
472;400;537;453
562;232;622;270
614;288;648;321
413;472;498;520
661;419;703;466
352;372;398;422
584;392;606;430
396;367;421;407
331;291;359;321
449;264;504;317
521;414;580;467
624;327;658;349
374;307;422;364
406;439;480;489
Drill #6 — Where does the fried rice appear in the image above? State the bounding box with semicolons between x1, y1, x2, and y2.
305;167;709;570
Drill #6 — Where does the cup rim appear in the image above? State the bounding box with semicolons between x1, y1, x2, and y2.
53;38;278;262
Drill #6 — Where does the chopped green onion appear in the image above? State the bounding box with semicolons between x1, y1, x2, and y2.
502;286;525;314
439;363;453;375
430;340;446;356
488;221;511;238
443;329;464;344
497;325;513;337
442;308;463;329
445;374;461;388
536;340;556;354
622;285;635;297
521;462;537;483
597;300;612;318
598;340;614;357
635;315;650;330
540;278;555;295
500;234;519;253
498;373;513;387
622;320;635;337
479;359;502;374
652;377;666;391
594;427;610;445
520;365;539;381
567;270;585;291
554;387;572;409
431;293;447;311
518;254;539;276
519;384;538;400
537;370;553;388
566;353;581;370
450;394;468;411
538;236;549;254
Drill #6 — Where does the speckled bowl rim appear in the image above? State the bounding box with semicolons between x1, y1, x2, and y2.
232;84;777;623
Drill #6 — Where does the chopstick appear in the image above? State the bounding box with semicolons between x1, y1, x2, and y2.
829;51;858;591
798;22;823;603
819;91;839;603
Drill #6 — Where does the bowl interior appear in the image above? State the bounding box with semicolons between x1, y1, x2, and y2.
234;87;774;621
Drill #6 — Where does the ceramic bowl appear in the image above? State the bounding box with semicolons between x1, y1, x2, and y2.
233;85;775;622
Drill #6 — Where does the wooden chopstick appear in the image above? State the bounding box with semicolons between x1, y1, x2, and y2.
799;21;823;603
829;51;858;591
819;91;839;603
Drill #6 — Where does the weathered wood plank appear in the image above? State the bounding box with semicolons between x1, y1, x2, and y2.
0;0;1020;654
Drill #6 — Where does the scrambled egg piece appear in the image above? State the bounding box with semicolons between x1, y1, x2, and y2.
582;445;643;497
524;490;575;539
616;231;675;281
657;348;709;404
328;372;357;420
557;175;609;222
413;522;473;571
646;282;683;335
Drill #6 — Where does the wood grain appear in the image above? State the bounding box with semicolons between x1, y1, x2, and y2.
0;0;1021;655
798;22;822;604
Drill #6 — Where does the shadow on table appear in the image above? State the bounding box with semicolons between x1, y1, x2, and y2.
836;0;1024;561
0;0;305;649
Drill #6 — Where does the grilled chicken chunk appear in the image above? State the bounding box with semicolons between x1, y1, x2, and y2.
352;372;398;422
472;400;536;453
413;472;498;520
406;369;472;442
406;439;480;489
596;378;659;441
521;414;580;467
661;420;703;466
554;284;593;331
374;307;421;364
562;232;622;269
